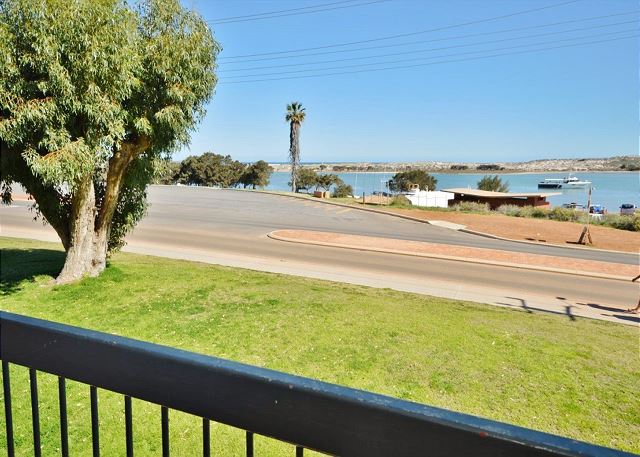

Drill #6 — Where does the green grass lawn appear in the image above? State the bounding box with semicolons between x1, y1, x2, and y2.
1;236;639;455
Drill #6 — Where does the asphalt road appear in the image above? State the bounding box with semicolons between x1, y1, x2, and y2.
143;186;637;264
2;186;638;324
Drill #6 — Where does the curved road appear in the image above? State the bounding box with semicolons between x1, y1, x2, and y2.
2;186;638;325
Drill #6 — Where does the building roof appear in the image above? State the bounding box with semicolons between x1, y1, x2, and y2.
442;188;561;198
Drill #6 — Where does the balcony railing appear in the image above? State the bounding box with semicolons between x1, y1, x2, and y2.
0;311;633;456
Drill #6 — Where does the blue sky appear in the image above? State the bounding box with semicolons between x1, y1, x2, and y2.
179;0;638;163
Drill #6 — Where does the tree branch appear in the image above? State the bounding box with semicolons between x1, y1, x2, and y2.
95;135;150;233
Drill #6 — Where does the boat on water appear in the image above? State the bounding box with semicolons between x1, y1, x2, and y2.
537;174;591;189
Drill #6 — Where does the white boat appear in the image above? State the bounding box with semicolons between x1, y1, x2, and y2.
537;174;591;189
537;178;564;189
562;175;591;188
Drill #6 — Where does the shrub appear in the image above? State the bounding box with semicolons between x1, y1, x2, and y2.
390;195;412;207
451;202;490;213
333;183;353;198
549;207;582;222
496;205;522;217
596;214;640;232
519;206;549;218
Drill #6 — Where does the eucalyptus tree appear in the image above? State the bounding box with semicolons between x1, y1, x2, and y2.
477;175;509;192
285;102;306;192
0;0;220;283
388;170;438;192
240;160;273;189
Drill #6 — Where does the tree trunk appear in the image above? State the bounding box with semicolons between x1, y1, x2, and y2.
55;177;100;283
54;137;149;284
289;121;299;192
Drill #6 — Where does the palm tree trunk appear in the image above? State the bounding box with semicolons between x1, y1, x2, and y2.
289;121;300;192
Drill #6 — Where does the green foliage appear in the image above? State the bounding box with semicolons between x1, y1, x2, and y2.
390;195;412;207
548;207;583;222
477;175;509;192
519;206;549;218
0;0;220;254
495;205;639;231
285;102;306;124
450;202;490;213
593;214;640;232
176;152;245;188
155;161;181;184
476;164;504;171
315;173;341;191
291;167;318;192
240;160;273;189
333;182;353;198
496;204;522;217
388;170;438;192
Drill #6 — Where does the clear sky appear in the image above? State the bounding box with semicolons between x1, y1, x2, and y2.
179;0;638;163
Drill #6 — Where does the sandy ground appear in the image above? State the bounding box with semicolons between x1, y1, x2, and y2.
379;208;640;253
270;230;638;278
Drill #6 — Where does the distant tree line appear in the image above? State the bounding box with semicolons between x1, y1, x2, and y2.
157;153;273;189
291;168;353;197
388;170;438;192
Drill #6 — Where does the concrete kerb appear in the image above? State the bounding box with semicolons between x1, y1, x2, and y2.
267;230;631;282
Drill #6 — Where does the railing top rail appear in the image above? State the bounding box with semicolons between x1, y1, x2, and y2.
0;311;633;457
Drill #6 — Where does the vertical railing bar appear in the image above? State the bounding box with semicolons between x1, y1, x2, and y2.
58;377;69;457
29;368;41;457
90;385;100;457
296;445;304;456
245;431;254;457
125;396;133;457
202;418;210;457
161;406;170;457
2;361;15;457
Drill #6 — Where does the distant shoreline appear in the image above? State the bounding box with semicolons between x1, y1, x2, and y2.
269;156;639;174
270;170;639;175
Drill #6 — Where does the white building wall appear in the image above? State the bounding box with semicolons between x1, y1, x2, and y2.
404;190;454;208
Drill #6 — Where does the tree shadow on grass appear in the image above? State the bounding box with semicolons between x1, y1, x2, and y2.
1;248;65;296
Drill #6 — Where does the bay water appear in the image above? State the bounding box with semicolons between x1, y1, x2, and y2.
267;171;639;211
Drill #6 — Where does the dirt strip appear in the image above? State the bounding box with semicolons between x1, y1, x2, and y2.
270;230;639;280
378;208;640;253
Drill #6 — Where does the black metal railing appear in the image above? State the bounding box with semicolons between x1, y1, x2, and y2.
0;311;634;456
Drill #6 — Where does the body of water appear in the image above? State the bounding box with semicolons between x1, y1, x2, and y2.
267;171;639;211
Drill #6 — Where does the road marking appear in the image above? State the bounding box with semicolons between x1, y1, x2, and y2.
335;208;352;215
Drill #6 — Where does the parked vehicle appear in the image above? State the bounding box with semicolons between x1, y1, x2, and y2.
620;203;637;215
589;205;606;219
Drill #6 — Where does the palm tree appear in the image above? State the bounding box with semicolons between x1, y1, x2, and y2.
285;102;306;192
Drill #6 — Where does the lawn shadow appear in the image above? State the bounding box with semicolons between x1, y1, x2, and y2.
577;302;624;313
497;296;577;321
1;248;65;295
609;314;640;324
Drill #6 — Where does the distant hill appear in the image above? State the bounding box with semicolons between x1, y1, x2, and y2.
270;156;640;173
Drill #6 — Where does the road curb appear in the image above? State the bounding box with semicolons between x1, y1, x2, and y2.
267;230;631;282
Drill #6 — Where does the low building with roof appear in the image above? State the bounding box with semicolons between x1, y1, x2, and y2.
442;188;560;209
